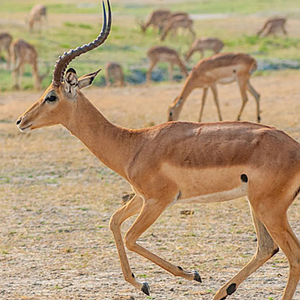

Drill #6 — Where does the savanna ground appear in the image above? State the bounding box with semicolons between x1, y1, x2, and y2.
1;0;300;299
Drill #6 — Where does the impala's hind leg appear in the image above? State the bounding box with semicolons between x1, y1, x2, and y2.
213;208;279;300
260;211;300;300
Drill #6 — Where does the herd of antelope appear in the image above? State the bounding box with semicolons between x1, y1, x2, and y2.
4;1;300;299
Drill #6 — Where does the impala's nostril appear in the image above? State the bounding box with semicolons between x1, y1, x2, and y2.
16;118;22;125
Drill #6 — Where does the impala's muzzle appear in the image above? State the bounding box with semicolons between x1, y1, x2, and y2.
16;116;32;132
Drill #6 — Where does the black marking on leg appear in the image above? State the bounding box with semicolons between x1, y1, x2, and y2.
226;283;236;295
177;266;183;271
271;247;280;257
141;282;150;296
132;273;135;278
233;69;236;73
240;174;248;183
220;297;227;300
194;271;202;283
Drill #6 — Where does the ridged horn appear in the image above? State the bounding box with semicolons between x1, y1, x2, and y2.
52;0;112;87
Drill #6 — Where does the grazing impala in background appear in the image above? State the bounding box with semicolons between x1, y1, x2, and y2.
257;17;287;37
185;37;224;61
10;39;47;90
146;46;188;82
168;52;260;123
139;9;171;33
28;4;47;32
160;15;195;41
105;61;125;87
0;32;12;69
16;1;300;299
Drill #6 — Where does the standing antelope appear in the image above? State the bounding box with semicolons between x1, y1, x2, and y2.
160;15;195;41
28;4;47;32
105;61;125;87
185;37;224;61
146;46;188;82
139;9;171;33
10;39;46;90
0;32;12;69
257;17;287;37
16;2;300;299
168;52;260;123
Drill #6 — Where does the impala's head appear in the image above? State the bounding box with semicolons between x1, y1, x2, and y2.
16;0;111;133
167;97;183;121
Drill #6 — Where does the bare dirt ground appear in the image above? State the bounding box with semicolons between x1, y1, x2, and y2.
1;72;300;300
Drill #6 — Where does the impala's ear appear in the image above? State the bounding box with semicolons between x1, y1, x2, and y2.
64;68;78;98
78;69;101;89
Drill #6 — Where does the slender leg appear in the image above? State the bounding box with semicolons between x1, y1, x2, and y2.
198;87;208;122
16;64;24;90
189;26;196;39
124;197;201;292
236;79;249;121
247;81;261;123
109;195;145;291
210;84;223;121
282;25;288;36
168;63;173;81
146;60;157;83
258;211;300;300
213;207;279;300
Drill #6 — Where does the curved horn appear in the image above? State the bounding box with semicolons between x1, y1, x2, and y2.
52;0;112;87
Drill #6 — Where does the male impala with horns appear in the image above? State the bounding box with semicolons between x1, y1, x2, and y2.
17;1;300;299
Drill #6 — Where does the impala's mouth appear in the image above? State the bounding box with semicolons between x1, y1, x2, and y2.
18;124;32;133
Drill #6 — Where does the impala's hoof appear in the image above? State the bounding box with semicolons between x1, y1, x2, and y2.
141;282;150;296
194;270;202;283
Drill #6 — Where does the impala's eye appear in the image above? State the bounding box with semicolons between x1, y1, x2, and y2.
45;95;57;103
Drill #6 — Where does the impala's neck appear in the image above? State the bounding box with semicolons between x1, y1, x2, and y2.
62;93;135;180
175;73;198;108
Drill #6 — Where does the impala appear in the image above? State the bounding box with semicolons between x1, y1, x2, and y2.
257;17;287;37
28;4;47;32
0;32;12;69
168;52;260;123
185;37;224;61
10;39;47;90
139;9;171;33
146;46;188;82
160;15;195;41
105;61;125;87
16;2;300;299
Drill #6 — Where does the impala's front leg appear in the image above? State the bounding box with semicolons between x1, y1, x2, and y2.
123;195;201;295
109;195;145;291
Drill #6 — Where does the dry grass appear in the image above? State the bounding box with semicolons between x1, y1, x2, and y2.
1;71;300;299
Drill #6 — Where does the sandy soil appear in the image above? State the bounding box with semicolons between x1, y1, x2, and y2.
1;72;300;299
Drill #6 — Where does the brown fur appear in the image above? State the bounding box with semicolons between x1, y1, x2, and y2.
10;39;43;90
146;46;188;82
28;4;47;32
168;52;260;123
160;15;195;41
257;17;287;37
105;62;125;87
0;32;12;69
16;4;300;299
185;37;224;61
139;9;170;33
